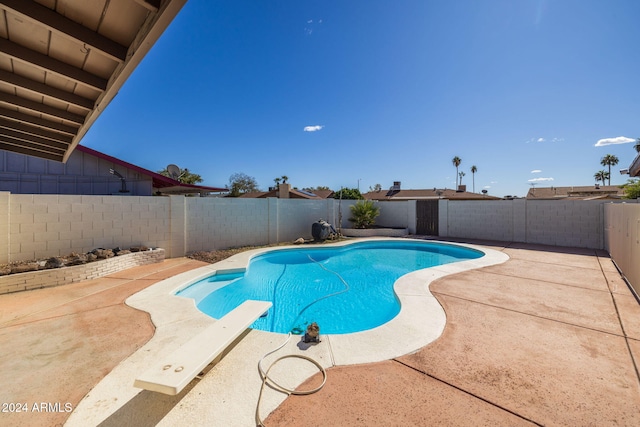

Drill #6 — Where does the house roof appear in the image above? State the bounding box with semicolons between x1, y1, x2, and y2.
0;0;187;163
525;185;624;200
237;188;326;199
76;145;227;195
363;188;500;201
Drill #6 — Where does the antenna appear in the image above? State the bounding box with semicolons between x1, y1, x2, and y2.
167;164;180;180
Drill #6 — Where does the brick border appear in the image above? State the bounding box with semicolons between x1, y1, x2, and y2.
0;248;165;295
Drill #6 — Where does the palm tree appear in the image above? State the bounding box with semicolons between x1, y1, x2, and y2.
452;156;461;187
459;171;466;185
281;175;289;184
594;170;609;186
274;177;281;189
470;165;477;193
600;154;619;185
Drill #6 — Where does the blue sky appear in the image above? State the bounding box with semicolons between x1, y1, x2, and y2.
83;0;640;197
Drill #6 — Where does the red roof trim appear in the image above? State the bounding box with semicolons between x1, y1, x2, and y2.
76;145;227;192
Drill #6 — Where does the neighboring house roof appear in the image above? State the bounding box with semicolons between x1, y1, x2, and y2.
525;185;624;200
76;145;227;195
237;184;334;199
0;0;187;162
363;188;500;201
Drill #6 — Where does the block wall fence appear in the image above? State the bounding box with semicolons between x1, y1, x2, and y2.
1;192;638;291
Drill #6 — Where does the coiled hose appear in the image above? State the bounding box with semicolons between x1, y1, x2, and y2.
255;254;348;426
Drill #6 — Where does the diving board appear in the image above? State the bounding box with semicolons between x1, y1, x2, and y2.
134;300;272;395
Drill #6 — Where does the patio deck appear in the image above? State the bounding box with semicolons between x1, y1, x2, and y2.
1;240;639;426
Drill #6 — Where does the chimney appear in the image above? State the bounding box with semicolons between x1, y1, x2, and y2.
278;183;290;198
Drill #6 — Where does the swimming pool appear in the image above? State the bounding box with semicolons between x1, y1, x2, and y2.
177;240;483;335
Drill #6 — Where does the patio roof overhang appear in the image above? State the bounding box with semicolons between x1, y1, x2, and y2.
0;0;187;163
629;153;640;178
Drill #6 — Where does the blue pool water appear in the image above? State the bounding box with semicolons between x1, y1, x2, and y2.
177;241;483;334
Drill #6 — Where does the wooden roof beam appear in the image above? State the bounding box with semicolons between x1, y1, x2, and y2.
0;107;79;135
0;91;86;124
0;38;108;91
0;139;64;161
0;117;73;144
0;70;94;110
0;0;128;63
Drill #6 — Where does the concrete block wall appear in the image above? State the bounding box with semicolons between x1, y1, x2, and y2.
374;201;411;229
441;200;516;242
184;198;270;252
441;199;608;249
276;199;336;241
4;194;172;263
525;201;604;248
0;248;165;295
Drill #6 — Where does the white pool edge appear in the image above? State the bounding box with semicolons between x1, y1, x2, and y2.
66;238;509;426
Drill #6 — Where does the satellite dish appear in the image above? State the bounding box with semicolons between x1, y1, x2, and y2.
167;164;180;180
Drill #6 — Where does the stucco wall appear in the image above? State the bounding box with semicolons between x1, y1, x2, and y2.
604;203;640;296
0;149;153;195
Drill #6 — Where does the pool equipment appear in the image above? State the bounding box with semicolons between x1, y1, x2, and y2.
303;322;321;343
311;219;336;241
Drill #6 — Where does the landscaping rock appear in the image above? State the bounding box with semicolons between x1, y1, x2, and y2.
92;249;114;259
294;238;305;244
66;253;88;266
130;245;149;252
116;249;132;256
45;257;64;269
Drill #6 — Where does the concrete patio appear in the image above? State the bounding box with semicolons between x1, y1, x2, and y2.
1;240;639;426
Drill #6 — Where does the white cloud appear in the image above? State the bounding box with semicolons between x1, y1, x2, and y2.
483;185;491;189
526;137;563;144
307;20;313;23
303;125;324;132
531;169;542;174
594;136;634;147
528;177;554;182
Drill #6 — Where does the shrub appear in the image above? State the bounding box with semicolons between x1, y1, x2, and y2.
348;200;380;229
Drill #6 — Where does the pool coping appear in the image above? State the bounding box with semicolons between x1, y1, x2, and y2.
126;237;509;365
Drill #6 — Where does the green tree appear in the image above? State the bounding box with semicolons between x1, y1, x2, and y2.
349;200;380;229
594;170;609;186
333;187;363;200
369;183;382;192
281;175;289;184
452;156;461;187
622;179;640;199
157;167;203;184
458;171;466;185
470;165;478;193
600;154;619;185
228;172;259;197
